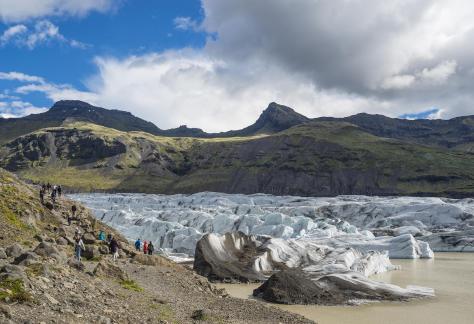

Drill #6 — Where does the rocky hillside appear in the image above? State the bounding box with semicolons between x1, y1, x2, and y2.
1;119;474;197
0;167;311;323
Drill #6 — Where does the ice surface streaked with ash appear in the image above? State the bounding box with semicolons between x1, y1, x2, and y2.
70;192;474;261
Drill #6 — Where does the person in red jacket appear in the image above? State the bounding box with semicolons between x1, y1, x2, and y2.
143;240;148;254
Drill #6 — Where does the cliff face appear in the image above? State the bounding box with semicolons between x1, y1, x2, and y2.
1;120;474;197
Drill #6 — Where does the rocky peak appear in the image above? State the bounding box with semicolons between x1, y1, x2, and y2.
249;102;310;134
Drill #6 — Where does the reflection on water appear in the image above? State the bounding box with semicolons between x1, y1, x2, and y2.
217;253;474;324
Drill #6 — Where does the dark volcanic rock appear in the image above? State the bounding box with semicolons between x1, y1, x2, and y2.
253;268;344;305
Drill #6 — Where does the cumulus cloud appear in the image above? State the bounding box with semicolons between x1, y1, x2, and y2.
0;100;47;118
0;20;88;49
0;0;117;22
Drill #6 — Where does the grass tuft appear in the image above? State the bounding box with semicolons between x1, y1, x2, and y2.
0;279;32;303
119;279;143;292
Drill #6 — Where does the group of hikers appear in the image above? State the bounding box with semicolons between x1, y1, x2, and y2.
39;182;63;206
73;228;120;262
134;238;155;255
37;182;155;263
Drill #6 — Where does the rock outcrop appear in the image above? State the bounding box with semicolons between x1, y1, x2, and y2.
253;268;434;305
194;232;434;305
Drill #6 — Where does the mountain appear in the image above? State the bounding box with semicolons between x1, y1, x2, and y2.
1;120;474;197
0;100;163;145
1;100;474;197
318;113;474;152
0;101;309;145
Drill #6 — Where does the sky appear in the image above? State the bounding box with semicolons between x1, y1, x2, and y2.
0;0;473;131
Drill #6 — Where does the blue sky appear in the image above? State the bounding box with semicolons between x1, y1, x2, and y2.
1;1;473;131
1;0;207;114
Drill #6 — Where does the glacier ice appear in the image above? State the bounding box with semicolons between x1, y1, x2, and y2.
70;192;474;259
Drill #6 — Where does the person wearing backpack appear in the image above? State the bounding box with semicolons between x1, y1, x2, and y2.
148;242;154;255
143;241;148;255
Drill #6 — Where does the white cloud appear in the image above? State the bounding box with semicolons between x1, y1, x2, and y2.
0;0;116;22
0;24;27;44
0;20;88;49
24;20;62;48
381;74;416;90
0;20;89;49
0;71;45;83
174;17;200;31
419;60;457;83
4;52;398;132
0;100;48;118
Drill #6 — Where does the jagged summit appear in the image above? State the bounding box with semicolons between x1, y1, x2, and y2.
256;102;310;131
219;102;310;137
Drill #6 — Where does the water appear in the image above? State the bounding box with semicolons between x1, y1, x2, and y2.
217;253;474;324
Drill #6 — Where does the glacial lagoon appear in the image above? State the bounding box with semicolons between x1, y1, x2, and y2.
218;253;474;324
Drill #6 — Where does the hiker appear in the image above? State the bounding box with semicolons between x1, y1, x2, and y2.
135;238;141;251
143;240;148;254
46;182;51;192
57;185;62;197
98;230;106;241
74;234;85;262
148;242;154;255
67;213;72;226
107;233;112;243
71;205;77;217
39;188;45;204
110;237;119;262
51;189;56;205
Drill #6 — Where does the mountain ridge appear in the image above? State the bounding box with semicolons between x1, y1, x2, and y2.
2;100;474;152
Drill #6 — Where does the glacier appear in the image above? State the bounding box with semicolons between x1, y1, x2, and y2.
70;192;474;259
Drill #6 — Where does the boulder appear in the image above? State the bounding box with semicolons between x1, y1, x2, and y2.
33;242;65;262
98;245;109;255
67;259;85;271
12;252;39;266
0;248;7;259
191;309;212;321
253;268;435;305
82;245;100;260
56;237;68;246
5;244;25;258
253;268;342;305
93;262;128;280
82;233;97;245
0;264;27;281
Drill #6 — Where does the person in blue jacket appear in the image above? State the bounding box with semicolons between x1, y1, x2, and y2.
134;238;141;251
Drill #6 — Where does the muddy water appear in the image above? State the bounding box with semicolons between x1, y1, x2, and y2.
217;253;474;324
